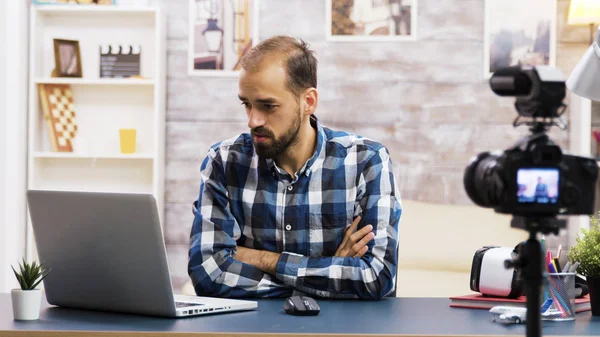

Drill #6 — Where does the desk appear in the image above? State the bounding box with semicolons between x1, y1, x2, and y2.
1;294;600;337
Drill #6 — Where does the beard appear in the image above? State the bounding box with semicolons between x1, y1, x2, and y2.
252;109;302;159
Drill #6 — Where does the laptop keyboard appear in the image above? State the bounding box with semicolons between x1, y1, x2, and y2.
175;302;205;308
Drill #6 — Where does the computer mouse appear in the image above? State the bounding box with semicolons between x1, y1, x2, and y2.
283;296;320;316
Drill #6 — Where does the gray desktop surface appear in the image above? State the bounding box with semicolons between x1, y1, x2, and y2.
1;294;600;336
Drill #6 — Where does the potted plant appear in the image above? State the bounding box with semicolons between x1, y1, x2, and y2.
568;211;600;315
10;258;51;320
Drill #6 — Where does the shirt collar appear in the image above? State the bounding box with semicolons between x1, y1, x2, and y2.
264;114;326;179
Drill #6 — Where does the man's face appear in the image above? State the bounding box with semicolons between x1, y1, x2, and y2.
238;59;303;159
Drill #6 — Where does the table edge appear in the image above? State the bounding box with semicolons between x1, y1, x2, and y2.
0;332;583;337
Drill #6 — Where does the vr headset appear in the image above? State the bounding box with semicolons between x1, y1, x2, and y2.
470;244;589;298
470;245;523;298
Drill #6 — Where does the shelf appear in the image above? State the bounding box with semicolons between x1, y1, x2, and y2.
35;78;155;86
33;152;154;160
31;157;154;194
33;5;158;15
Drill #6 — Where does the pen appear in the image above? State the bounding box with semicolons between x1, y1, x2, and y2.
569;262;580;273
557;244;562;260
553;258;562;273
541;235;546;250
564;261;571;274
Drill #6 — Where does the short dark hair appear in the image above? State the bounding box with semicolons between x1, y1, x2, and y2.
240;35;318;98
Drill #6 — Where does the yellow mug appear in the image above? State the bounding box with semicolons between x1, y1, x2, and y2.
119;129;136;154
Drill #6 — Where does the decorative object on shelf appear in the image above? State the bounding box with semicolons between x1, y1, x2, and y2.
38;83;79;152
100;44;141;78
119;128;137;154
326;0;417;42
568;211;600;315
52;39;83;78
483;0;557;78
567;0;600;44
10;259;51;321
188;0;259;76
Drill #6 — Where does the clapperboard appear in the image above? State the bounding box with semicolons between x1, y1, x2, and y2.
99;44;141;78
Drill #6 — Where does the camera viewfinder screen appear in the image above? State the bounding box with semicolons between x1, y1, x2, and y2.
517;168;559;205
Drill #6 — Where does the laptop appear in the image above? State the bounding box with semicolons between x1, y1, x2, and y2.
26;189;257;318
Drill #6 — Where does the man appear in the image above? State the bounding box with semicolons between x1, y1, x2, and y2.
188;36;402;300
534;176;549;199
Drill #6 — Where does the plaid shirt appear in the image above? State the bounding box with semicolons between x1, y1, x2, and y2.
188;116;402;299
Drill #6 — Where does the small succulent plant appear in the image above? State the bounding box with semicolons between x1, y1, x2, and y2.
11;258;51;291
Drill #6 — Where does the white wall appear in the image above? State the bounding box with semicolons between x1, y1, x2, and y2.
0;0;29;293
0;0;6;214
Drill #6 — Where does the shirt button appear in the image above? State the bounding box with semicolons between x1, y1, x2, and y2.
285;224;292;230
287;185;293;191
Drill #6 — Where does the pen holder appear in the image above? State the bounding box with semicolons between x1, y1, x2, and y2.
541;272;576;321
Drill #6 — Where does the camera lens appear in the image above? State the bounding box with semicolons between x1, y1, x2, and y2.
489;66;532;96
464;152;504;208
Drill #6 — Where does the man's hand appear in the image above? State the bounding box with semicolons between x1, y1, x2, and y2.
334;216;374;258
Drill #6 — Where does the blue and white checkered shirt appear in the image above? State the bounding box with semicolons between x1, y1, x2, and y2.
188;116;402;299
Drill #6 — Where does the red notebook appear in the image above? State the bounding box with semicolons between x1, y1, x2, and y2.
449;293;591;313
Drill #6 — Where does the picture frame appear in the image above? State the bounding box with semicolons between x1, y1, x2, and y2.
188;0;260;77
53;39;83;78
483;0;557;78
326;0;418;42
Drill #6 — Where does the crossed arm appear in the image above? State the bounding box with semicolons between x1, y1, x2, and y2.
188;148;401;300
232;216;374;275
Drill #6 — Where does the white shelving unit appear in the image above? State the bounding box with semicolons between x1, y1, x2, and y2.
26;4;166;259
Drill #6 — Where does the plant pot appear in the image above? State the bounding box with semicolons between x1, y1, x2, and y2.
11;289;42;320
587;276;600;316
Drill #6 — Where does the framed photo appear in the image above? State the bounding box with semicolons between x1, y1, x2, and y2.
326;0;417;42
483;0;557;78
188;0;259;77
53;39;83;78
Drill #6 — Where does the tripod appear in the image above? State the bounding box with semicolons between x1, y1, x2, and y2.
506;215;566;337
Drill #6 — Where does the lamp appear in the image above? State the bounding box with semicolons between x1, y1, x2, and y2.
566;26;600;100
203;18;223;53
567;0;600;44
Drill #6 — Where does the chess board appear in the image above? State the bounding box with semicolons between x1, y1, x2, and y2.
38;84;78;152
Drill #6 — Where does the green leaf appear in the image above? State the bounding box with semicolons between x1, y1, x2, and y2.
30;268;51;290
11;265;27;290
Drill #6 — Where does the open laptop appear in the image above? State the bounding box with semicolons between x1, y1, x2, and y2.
26;189;257;318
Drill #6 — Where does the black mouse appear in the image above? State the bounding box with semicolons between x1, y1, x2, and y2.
283;296;320;316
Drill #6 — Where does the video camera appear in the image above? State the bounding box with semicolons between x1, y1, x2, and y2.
463;64;599;337
463;65;598;218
